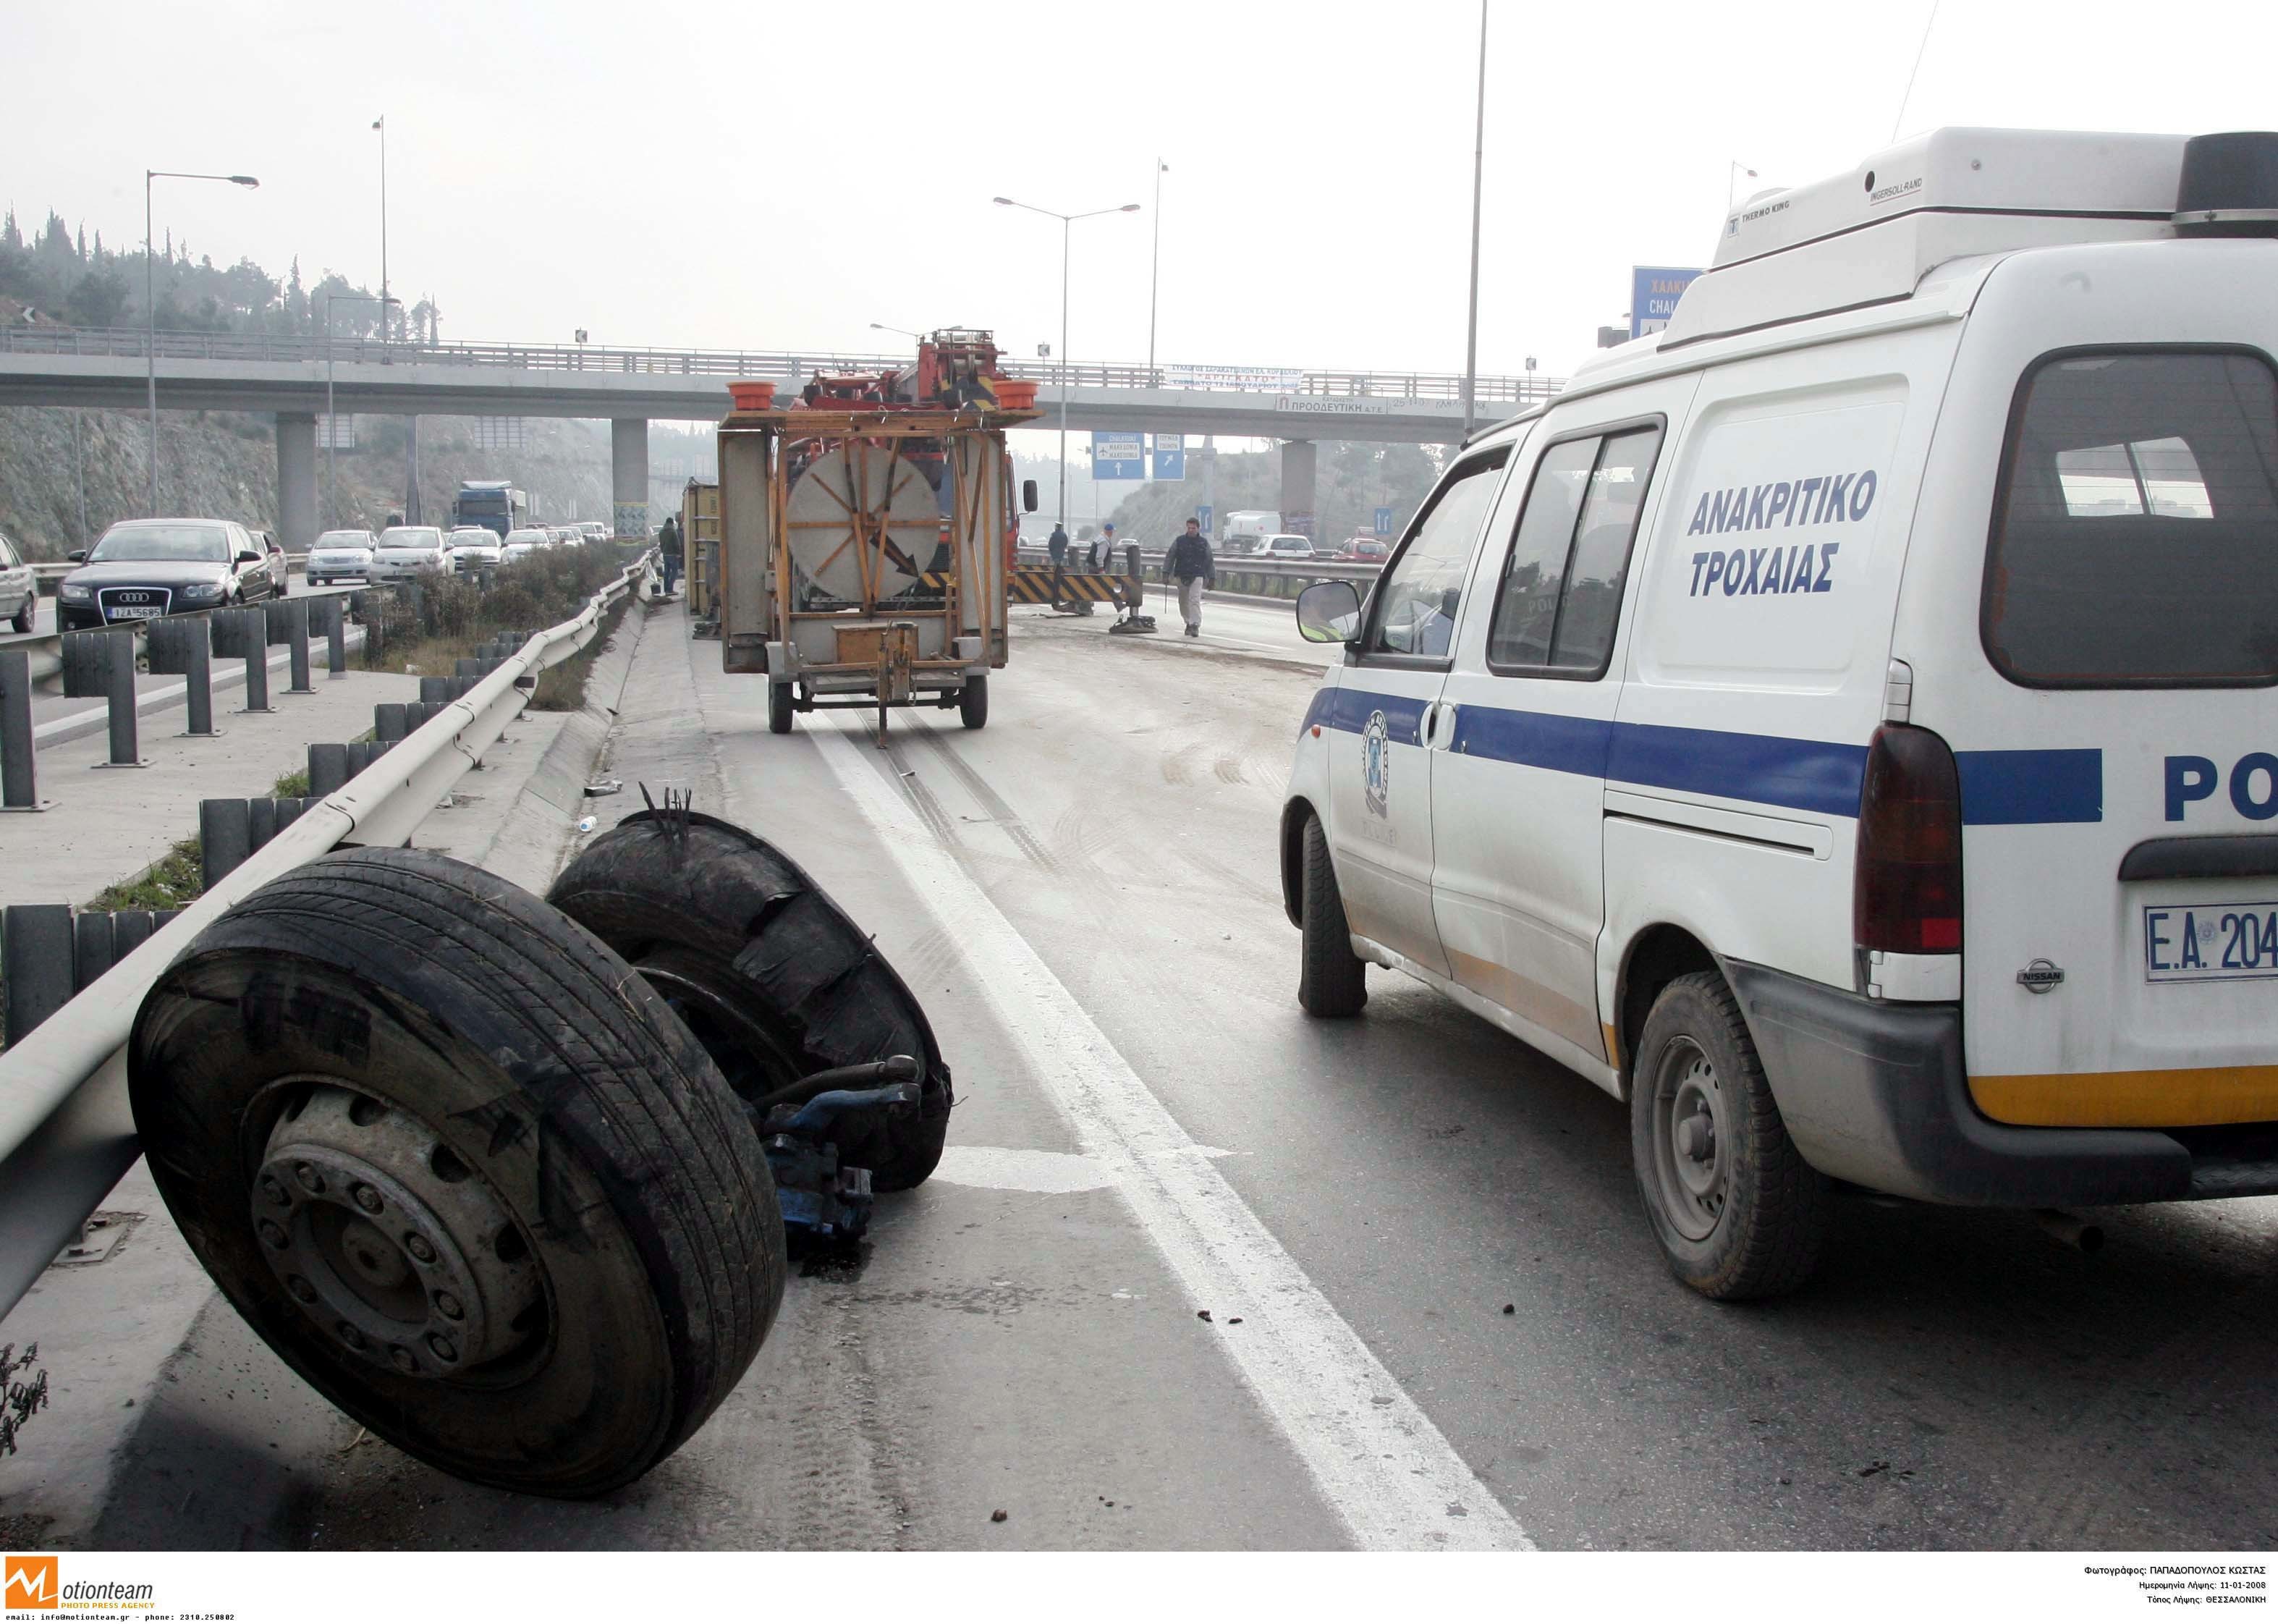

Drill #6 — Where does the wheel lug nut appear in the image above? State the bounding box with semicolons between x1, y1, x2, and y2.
434;1291;464;1321
295;1162;326;1195
425;1332;458;1363
389;1346;419;1375
351;1183;384;1214
286;1274;317;1304
404;1234;437;1264
260;1175;290;1208
258;1219;289;1249
337;1321;365;1350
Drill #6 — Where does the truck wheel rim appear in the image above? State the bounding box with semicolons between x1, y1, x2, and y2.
1651;1038;1729;1243
253;1080;545;1381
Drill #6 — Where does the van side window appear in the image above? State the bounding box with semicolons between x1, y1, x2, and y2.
1986;350;2278;687
1365;446;1509;660
1487;425;1664;676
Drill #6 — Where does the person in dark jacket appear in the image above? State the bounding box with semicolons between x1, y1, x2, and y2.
1048;523;1070;566
659;513;684;593
1166;517;1215;636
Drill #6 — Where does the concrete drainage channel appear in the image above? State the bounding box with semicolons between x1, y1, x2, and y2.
0;557;962;1530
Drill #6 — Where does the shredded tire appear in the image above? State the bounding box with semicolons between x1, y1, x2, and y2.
128;847;784;1498
548;811;953;1190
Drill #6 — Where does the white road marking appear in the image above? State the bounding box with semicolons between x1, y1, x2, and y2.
932;1143;1241;1196
814;720;1533;1552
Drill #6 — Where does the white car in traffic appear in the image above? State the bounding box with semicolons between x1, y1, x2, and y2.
370;525;451;581
448;527;504;573
306;529;378;585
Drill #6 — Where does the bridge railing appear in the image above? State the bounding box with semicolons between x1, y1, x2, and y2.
0;325;1565;407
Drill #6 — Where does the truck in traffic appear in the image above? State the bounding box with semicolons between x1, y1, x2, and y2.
451;481;529;538
1221;510;1281;554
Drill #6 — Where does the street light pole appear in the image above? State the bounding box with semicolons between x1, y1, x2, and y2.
993;195;1140;532
144;169;259;516
1147;159;1166;385
373;117;389;343
1460;0;1487;444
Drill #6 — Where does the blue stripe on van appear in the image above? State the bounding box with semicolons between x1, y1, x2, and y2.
1313;686;1430;746
1952;748;2104;825
1448;705;1614;777
1309;686;2107;826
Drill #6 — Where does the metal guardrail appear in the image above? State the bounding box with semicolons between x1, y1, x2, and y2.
0;553;653;1319
1;325;1567;409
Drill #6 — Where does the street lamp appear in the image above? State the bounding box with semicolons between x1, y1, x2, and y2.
868;321;923;343
371;117;390;344
324;292;399;527
145;169;258;515
1459;0;1487;443
992;195;1140;530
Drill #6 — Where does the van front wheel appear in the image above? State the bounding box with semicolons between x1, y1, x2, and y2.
1630;970;1826;1301
1297;812;1366;1018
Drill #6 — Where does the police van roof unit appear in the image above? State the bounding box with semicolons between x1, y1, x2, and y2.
1659;127;2191;350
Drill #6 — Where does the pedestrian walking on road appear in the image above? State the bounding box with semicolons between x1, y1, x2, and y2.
1048;523;1070;567
1166;517;1215;638
659;513;684;595
1093;522;1117;572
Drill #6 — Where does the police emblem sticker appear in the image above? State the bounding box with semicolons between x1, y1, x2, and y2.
1362;709;1391;819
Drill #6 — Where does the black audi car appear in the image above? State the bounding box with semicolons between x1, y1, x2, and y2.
56;518;280;631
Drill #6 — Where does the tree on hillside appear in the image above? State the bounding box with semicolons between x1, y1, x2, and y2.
66;271;129;327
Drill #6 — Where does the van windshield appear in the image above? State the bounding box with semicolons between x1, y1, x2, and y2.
1985;350;2278;686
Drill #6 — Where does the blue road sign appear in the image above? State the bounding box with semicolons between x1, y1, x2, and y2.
1151;434;1185;480
1196;503;1214;538
1630;266;1703;340
1091;431;1145;479
1373;506;1394;536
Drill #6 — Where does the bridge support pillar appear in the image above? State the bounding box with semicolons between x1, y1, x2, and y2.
1279;439;1317;538
275;413;318;552
612;419;650;539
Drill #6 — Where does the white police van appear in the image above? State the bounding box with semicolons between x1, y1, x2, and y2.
1284;129;2278;1300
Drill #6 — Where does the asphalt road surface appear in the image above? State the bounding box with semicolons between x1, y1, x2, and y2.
95;599;2278;1551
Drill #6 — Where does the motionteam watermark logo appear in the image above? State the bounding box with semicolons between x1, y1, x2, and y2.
4;1556;156;1613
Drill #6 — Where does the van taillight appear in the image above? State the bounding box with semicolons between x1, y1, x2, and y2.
1854;724;1963;955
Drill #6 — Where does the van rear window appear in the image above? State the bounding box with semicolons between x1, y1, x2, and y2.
1985;350;2278;687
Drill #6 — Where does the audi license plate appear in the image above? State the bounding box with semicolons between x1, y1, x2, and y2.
2144;902;2278;983
104;605;163;620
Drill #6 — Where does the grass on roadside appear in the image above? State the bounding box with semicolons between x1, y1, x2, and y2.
530;596;632;712
87;837;204;913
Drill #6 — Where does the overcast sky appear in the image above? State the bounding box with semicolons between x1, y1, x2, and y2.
9;0;2277;382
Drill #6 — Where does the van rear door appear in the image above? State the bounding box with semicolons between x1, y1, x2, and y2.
1903;245;2278;1128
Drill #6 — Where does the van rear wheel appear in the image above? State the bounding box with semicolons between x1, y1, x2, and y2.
1297;812;1367;1018
1630;971;1826;1301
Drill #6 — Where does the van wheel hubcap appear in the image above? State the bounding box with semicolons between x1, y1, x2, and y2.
1651;1039;1729;1242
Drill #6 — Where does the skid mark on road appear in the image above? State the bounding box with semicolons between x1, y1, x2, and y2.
901;717;1059;874
814;716;1531;1552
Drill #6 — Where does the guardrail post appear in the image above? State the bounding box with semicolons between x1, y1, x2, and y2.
0;651;48;813
199;798;253;889
307;743;349;798
374;703;407;744
319;595;347;678
72;910;113;997
149;614;222;739
84;628;147;769
233;607;274;714
1;905;75;1043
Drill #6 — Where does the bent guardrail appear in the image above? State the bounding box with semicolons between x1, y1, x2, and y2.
0;554;651;1318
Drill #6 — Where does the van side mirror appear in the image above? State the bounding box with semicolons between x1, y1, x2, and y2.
67;549;87;563
1296;578;1364;646
1022;479;1038;513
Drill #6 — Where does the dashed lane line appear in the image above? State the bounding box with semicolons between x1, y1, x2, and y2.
813;716;1532;1552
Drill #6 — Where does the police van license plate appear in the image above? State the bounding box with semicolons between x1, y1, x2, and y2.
104;605;163;620
2144;902;2278;983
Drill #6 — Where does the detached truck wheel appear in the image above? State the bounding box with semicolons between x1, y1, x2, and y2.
548;811;954;1190
127;848;785;1499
